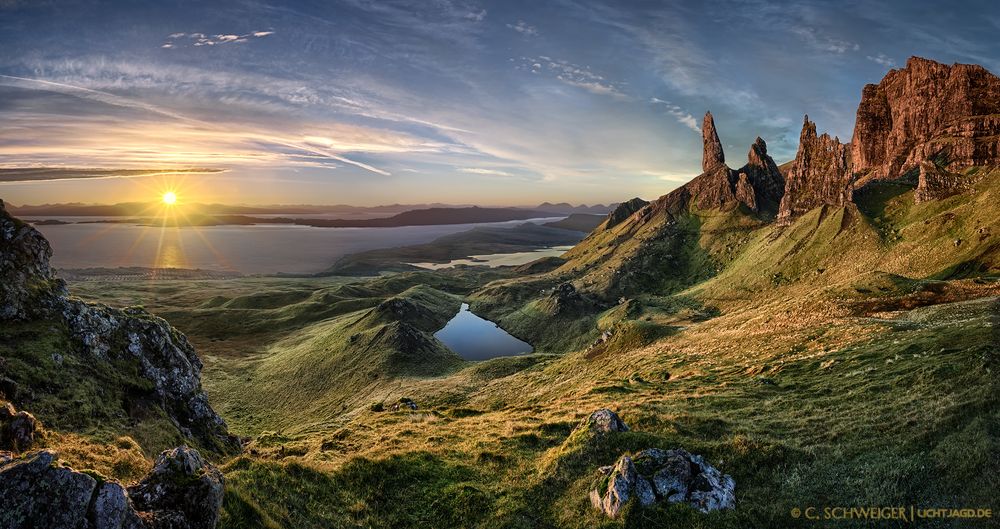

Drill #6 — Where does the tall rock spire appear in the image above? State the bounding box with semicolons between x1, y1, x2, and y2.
776;115;853;224
702;111;725;173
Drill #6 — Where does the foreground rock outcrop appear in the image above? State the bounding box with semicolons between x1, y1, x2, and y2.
0;200;239;453
590;448;736;518
0;199;67;320
0;446;223;529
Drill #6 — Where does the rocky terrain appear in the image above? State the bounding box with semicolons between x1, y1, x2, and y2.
1;442;224;529
0;199;237;528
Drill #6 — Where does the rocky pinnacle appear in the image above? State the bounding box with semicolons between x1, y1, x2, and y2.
702;111;725;173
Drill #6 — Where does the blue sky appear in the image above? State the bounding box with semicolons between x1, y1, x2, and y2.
1;0;998;206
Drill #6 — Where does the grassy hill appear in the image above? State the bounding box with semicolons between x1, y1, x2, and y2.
9;167;995;528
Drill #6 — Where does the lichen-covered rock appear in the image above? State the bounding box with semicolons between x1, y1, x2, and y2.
590;448;735;518
585;408;629;434
0;204;239;454
589;456;654;518
59;300;239;453
0;450;97;529
851;56;1000;185
0;447;224;529
128;446;225;529
91;481;146;529
0;199;67;321
777;116;853;224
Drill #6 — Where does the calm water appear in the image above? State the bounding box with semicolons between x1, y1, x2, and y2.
409;245;573;270
434;303;533;360
32;218;564;274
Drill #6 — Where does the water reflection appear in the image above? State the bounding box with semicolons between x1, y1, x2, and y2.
434;303;533;360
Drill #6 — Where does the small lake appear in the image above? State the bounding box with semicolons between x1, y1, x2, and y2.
434;303;533;360
409;245;573;270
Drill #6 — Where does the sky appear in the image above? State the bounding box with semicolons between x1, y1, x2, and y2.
1;0;999;207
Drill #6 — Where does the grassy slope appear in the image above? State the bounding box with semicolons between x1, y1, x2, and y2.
55;170;1000;527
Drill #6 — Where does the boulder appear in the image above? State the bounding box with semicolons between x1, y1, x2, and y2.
0;447;224;529
0;401;39;452
127;446;225;529
91;481;146;529
585;408;629;434
0;450;98;529
590;448;735;518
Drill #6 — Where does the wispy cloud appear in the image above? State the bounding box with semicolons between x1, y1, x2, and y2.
790;26;859;54
650;98;700;133
0;167;224;183
866;53;895;67
519;56;627;99
459;167;515;177
161;30;274;48
506;20;538;37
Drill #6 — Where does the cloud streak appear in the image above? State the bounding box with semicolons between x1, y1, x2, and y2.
161;30;275;48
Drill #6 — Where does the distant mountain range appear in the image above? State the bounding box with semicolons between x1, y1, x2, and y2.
8;201;617;218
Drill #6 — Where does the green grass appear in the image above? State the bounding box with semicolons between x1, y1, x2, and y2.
28;169;1000;527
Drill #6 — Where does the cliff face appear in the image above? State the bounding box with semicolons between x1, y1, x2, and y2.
777;116;853;223
850;56;1000;184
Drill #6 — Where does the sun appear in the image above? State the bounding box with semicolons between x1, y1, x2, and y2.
161;191;178;205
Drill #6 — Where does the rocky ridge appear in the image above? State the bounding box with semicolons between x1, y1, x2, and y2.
673;57;1000;225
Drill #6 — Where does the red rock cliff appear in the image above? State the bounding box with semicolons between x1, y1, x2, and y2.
850;56;1000;184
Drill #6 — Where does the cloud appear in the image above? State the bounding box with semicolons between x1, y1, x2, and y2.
866;53;895;67
519;56;627;99
162;30;274;48
506;20;538;37
650;98;700;133
459;167;515;177
640;170;698;183
0;167;224;183
790;26;860;54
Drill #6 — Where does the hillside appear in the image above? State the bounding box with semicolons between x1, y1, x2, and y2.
1;56;998;529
